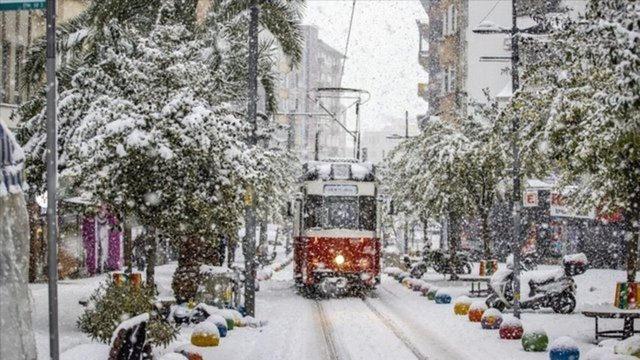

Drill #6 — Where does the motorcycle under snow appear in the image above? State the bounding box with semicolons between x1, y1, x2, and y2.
485;254;588;314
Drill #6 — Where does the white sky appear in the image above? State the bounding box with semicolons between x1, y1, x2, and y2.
303;0;428;131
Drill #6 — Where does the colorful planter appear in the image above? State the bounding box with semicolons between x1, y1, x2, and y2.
191;322;220;347
420;284;431;296
435;291;452;304
453;296;472;315
468;301;487;322
206;315;228;338
481;308;503;329
499;317;523;340
549;336;579;360
522;330;549;352
427;288;439;301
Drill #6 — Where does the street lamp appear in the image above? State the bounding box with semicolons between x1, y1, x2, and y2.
386;110;416;254
472;0;525;319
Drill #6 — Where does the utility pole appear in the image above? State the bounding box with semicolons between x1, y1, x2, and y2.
45;0;60;358
243;0;259;317
509;0;523;320
472;0;523;318
387;110;414;254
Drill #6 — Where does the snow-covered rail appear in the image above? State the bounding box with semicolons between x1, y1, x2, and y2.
361;298;430;360
315;300;343;360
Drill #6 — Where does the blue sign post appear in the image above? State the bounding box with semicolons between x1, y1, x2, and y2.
0;0;46;11
1;1;59;359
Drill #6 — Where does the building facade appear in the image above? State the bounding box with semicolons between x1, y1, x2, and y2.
417;0;511;127
0;1;87;128
275;25;347;161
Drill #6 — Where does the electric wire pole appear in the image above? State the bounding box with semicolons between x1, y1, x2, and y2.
472;0;523;319
45;0;60;357
510;0;523;320
243;0;259;317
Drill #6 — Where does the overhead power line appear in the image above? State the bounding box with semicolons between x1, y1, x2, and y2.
340;0;357;82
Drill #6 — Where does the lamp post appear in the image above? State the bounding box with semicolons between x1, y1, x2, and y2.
387;110;415;254
472;0;524;319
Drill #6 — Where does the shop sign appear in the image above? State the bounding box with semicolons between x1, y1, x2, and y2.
550;192;595;219
523;190;539;207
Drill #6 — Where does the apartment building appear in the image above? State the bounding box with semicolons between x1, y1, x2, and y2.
417;1;587;128
0;1;87;128
275;25;347;161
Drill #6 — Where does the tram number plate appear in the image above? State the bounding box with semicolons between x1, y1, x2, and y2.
323;184;358;196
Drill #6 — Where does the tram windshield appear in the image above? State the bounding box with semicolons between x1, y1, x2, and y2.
304;195;376;231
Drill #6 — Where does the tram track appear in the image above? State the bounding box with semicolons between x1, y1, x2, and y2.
315;295;430;360
315;300;342;360
361;297;430;360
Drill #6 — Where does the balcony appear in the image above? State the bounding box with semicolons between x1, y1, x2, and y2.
418;50;429;70
417;83;428;101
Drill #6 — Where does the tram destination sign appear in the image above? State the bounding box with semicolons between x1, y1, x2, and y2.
0;0;45;11
324;184;358;196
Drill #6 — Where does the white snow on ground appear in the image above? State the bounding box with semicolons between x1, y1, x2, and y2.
31;259;633;360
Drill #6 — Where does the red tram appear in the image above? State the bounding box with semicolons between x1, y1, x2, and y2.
292;160;381;295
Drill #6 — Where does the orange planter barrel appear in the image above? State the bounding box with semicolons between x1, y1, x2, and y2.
468;301;487;322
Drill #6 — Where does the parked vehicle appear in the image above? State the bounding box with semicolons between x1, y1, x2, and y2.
485;253;588;314
409;248;472;278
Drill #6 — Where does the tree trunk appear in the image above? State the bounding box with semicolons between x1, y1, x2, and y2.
146;227;157;289
481;209;492;260
123;215;133;275
627;209;639;283
27;200;41;282
449;211;460;281
422;218;429;248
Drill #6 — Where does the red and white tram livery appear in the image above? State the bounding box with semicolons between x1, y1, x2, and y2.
293;161;381;294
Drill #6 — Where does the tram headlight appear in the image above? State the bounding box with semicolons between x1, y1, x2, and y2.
334;254;345;265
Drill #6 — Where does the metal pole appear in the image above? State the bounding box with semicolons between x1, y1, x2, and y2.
510;0;522;319
314;129;320;160
45;0;60;358
243;0;259;317
405;110;409;138
354;100;361;159
404;221;409;254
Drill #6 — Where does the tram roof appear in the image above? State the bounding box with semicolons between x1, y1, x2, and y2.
302;161;376;182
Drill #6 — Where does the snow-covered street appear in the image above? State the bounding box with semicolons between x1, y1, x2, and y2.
30;260;631;360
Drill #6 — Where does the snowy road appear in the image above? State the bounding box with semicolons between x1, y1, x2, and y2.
33;261;628;359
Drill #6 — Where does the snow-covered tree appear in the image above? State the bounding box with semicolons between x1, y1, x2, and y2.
513;0;639;281
17;0;301;300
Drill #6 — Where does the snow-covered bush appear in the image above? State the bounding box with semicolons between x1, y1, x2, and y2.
77;279;177;346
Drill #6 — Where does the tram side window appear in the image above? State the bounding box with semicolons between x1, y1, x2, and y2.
359;196;376;231
304;195;323;229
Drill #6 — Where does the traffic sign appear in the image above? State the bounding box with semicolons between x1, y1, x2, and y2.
0;0;45;11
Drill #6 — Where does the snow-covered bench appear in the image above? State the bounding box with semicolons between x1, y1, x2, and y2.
582;304;640;341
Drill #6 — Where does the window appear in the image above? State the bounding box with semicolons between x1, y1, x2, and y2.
441;12;448;37
304;195;323;229
324;196;358;229
359;196;376;231
451;5;457;33
447;67;456;93
442;70;448;95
